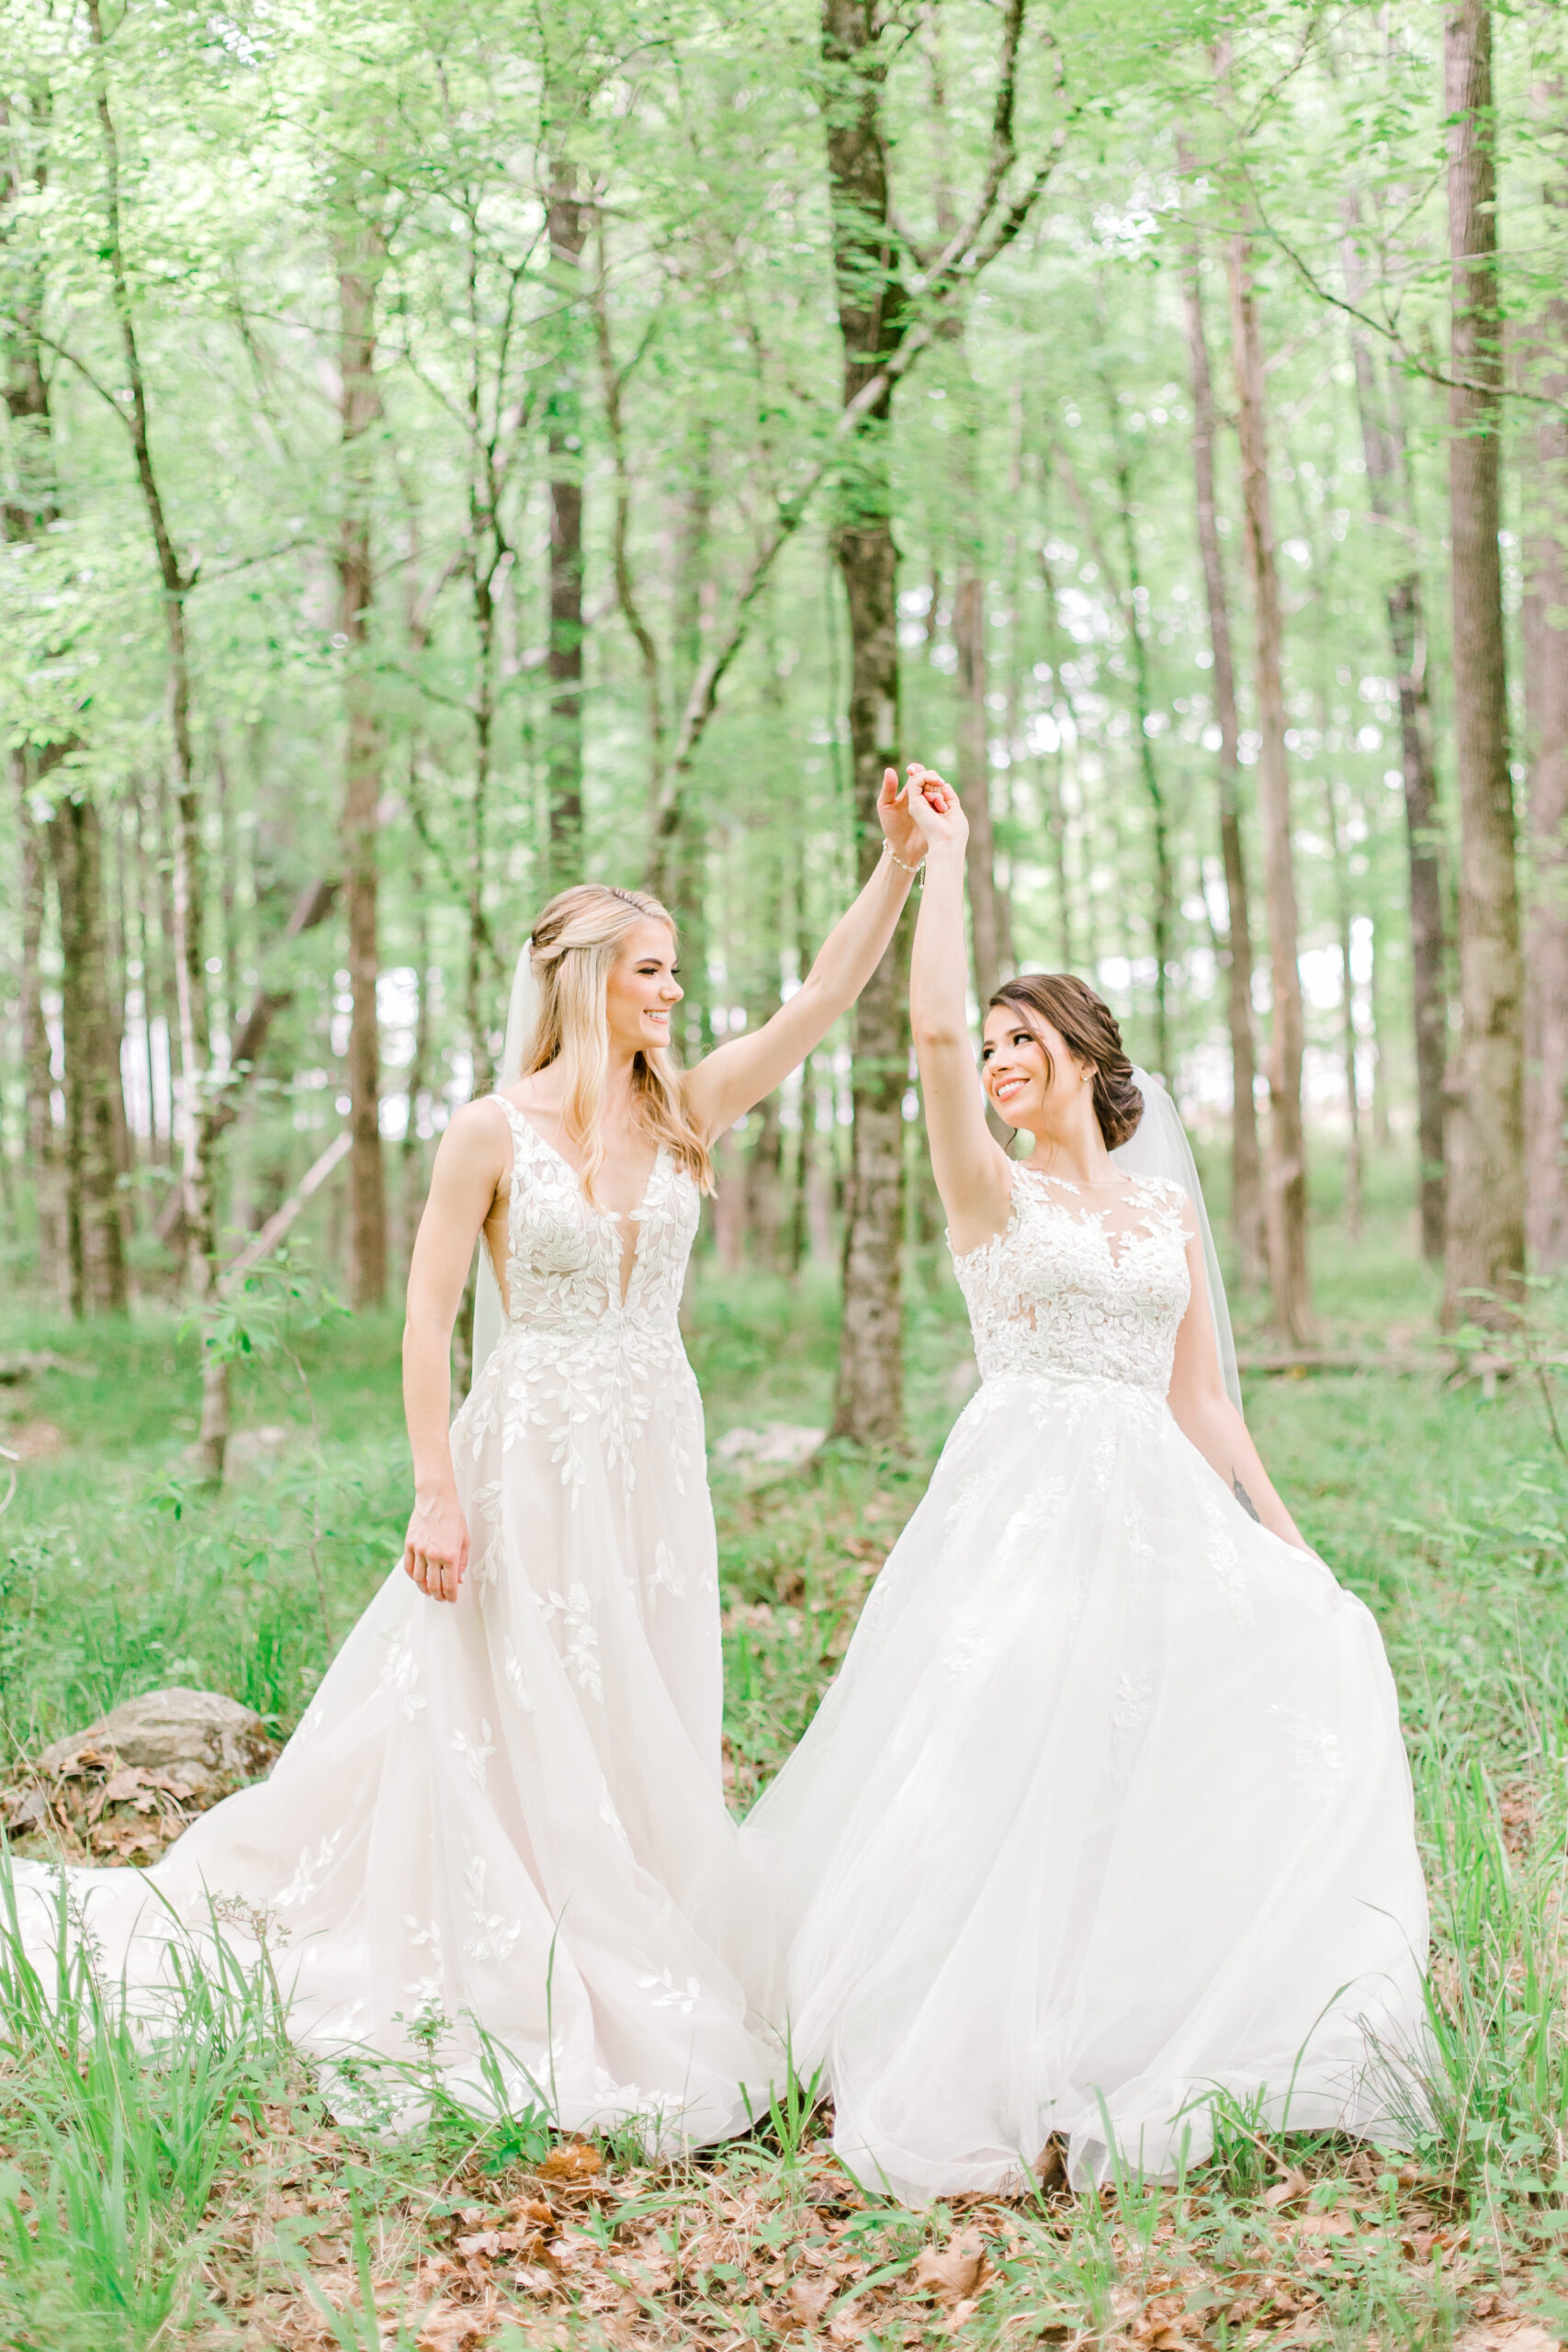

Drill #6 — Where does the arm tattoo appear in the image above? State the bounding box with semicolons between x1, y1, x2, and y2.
1232;1472;1261;1523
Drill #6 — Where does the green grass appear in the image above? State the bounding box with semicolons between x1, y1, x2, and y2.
2;1182;1568;2345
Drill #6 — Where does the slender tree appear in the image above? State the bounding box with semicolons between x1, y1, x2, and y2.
1520;75;1568;1268
1179;228;1264;1285
331;190;389;1311
1226;221;1312;1342
1341;198;1449;1263
1442;0;1525;1327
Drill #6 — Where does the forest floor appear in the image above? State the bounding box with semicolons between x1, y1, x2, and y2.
1;1174;1567;2350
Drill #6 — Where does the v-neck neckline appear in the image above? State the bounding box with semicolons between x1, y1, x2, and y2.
502;1098;664;1306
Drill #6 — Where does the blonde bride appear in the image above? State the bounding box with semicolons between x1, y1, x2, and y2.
6;775;930;2148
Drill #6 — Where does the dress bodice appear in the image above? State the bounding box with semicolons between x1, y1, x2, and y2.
488;1094;699;1339
952;1165;1192;1394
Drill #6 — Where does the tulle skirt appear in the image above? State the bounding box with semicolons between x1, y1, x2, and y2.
6;1323;779;2146
744;1369;1429;2201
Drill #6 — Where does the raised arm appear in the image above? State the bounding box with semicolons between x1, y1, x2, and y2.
1168;1229;1307;1551
400;1099;508;1603
905;772;1014;1255
682;768;926;1141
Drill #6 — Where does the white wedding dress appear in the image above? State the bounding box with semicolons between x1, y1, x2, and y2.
7;1094;778;2143
745;1163;1429;2200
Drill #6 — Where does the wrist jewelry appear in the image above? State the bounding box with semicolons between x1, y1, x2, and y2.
883;841;926;877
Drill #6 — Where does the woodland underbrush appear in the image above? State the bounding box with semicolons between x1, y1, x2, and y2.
1;1213;1566;2347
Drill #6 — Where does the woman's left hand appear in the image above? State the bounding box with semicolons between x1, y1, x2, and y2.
876;766;930;870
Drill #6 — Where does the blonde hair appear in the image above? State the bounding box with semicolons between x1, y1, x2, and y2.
519;883;715;1201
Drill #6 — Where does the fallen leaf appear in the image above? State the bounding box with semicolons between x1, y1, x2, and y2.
785;2277;833;2324
539;2141;602;2183
415;2300;489;2351
1292;2210;1357;2238
1454;2326;1562;2352
911;2227;987;2306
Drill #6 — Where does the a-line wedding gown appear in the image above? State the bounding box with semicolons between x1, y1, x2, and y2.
744;1163;1428;2200
7;1093;778;2143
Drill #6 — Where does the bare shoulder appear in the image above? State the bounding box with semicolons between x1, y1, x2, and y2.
434;1095;512;1181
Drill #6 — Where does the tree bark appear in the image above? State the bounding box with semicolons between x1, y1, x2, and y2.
1520;81;1568;1270
333;206;388;1312
1179;232;1265;1286
1103;419;1173;1080
1341;198;1449;1262
9;753;65;1287
85;0;220;1459
822;0;911;1446
546;151;588;886
1226;230;1312;1343
46;794;129;1315
1442;0;1525;1328
951;356;1002;1009
4;91;70;1290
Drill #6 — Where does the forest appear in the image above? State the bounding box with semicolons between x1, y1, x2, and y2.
5;1;1568;2348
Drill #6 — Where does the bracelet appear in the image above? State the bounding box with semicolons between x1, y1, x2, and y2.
882;841;926;877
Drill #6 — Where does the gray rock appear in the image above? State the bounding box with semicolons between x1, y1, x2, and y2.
37;1687;276;1800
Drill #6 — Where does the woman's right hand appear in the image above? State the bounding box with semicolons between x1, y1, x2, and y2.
402;1485;469;1604
905;763;968;854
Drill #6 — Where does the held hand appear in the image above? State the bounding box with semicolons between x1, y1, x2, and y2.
402;1487;470;1605
903;763;967;854
876;765;929;871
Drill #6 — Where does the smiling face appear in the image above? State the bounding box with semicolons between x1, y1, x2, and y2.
604;918;682;1057
980;1003;1092;1133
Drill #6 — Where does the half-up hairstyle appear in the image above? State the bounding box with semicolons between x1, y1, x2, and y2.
519;883;715;1201
987;972;1145;1150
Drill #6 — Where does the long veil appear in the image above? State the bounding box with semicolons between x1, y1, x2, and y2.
1113;1067;1242;1410
469;944;541;1385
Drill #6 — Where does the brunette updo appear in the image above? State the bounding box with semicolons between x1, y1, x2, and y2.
987;972;1145;1149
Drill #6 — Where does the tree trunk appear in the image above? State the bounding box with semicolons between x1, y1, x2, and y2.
333;208;388;1312
1442;0;1525;1328
4;94;70;1290
1323;767;1363;1238
822;0;911;1446
85;0;223;1459
1520;82;1568;1270
9;752;65;1286
47;794;129;1316
1103;423;1173;1080
546;152;588;886
1226;230;1312;1342
951;358;1002;1008
1179;232;1265;1286
1341;198;1449;1262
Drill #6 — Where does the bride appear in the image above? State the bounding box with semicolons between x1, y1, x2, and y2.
745;767;1429;2200
5;775;930;2147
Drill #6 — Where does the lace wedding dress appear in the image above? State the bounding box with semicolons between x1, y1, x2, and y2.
745;1164;1428;2200
8;1095;778;2144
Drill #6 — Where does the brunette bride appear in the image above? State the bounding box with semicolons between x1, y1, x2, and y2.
745;766;1429;2200
5;775;931;2148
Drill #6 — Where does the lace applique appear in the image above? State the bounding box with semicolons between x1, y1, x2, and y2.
1268;1704;1347;1798
638;1965;704;2015
379;1627;426;1723
649;1539;686;1604
448;1100;706;1514
543;1584;602;1700
404;1916;446;2007
1113;1668;1154;1729
452;1721;496;1786
461;1854;523;1965
276;1831;342;1911
953;1169;1192;1396
599;1789;632;1848
502;1636;534;1713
